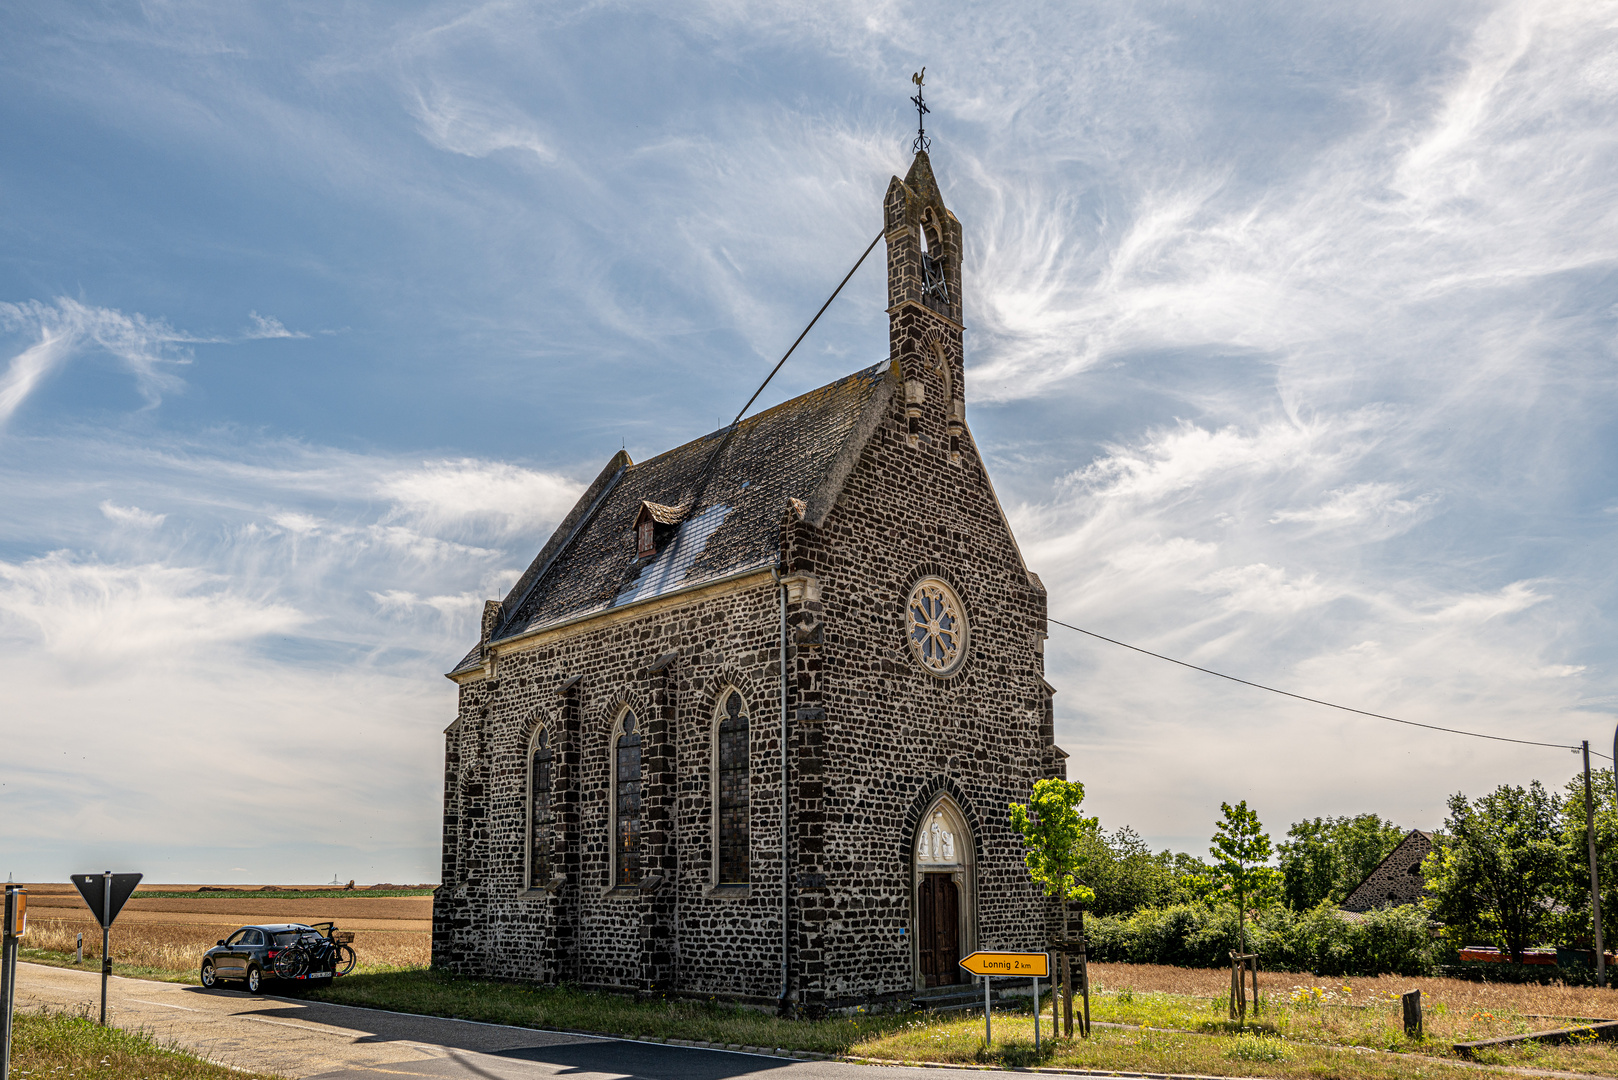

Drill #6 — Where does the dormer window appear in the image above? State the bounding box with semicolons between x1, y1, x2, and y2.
633;500;690;559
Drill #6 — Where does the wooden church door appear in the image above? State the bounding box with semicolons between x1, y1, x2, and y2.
918;873;961;987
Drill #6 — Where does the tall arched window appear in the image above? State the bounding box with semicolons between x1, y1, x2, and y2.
613;711;642;886
527;726;552;889
716;691;750;884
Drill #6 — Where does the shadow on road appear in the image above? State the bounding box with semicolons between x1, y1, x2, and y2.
493;1040;800;1080
181;985;802;1080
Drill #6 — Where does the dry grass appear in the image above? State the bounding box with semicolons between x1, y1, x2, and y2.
23;917;429;979
24;890;430;926
852;1012;1533;1080
15;881;432;981
1088;961;1618;1022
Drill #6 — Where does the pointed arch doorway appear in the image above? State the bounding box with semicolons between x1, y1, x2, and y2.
912;796;976;989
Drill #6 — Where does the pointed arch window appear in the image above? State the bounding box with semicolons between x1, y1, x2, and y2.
716;691;750;884
613;711;642;886
527;727;553;889
920;210;950;311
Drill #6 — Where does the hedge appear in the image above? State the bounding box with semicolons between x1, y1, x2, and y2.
1084;902;1452;976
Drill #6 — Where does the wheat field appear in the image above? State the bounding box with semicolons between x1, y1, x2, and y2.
18;882;432;978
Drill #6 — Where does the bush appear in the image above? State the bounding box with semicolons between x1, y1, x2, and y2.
1086;902;1449;976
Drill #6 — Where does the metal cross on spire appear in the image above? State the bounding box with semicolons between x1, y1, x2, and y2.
910;68;930;154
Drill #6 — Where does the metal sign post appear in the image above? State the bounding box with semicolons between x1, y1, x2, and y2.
70;872;141;1026
958;951;1050;1048
2;885;27;1080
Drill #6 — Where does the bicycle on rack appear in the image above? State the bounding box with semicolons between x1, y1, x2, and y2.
269;921;357;982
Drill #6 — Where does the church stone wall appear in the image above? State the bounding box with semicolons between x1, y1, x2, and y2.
435;150;1065;1010
435;580;794;1003
779;310;1056;1008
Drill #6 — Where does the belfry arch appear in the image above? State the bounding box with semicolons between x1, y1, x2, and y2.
910;793;977;989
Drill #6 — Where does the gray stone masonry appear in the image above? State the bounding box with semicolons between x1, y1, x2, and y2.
434;150;1065;1011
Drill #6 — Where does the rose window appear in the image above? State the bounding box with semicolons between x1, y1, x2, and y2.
907;578;967;675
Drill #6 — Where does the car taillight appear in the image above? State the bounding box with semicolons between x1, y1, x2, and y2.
267;949;280;959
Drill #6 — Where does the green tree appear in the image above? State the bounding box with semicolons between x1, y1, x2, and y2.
1075;824;1180;915
1165;851;1221;905
1424;781;1569;963
1210;800;1280;952
1009;779;1098;941
1557;767;1618;950
1277;814;1406;909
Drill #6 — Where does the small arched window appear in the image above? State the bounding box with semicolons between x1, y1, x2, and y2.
919;210;949;311
528;727;553;889
614;711;642;886
716;691;750;884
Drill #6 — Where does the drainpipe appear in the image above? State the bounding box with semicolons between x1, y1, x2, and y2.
774;566;790;1009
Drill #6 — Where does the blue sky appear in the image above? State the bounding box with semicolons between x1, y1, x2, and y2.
2;1;1615;885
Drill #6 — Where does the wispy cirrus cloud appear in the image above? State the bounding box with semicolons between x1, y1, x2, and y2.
242;311;309;339
0;298;206;427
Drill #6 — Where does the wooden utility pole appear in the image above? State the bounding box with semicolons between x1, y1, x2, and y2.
1583;741;1606;987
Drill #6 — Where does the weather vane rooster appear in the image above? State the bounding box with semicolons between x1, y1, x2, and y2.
910;68;930;154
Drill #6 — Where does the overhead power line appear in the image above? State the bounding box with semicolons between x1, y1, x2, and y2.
1047;616;1608;759
707;231;1605;765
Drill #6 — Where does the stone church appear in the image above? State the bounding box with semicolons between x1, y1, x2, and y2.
434;148;1066;1011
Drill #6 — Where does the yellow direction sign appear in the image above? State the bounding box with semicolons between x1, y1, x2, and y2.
958;950;1049;977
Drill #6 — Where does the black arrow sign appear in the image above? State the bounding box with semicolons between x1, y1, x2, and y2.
70;873;142;929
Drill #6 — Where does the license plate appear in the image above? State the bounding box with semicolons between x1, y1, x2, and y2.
305;971;332;979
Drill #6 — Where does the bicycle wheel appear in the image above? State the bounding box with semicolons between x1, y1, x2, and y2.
334;944;357;976
273;945;309;979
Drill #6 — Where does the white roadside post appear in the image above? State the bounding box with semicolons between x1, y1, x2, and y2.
1033;974;1040;1050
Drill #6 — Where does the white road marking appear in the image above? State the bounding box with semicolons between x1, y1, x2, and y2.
238;1015;366;1039
127;997;199;1011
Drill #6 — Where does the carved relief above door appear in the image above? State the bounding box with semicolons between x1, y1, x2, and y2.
912;795;975;990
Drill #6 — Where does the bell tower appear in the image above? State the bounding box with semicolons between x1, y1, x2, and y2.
884;149;967;460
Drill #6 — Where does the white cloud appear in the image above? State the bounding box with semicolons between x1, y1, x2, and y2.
243;311;308;339
0;551;305;661
99;501;166;528
0;298;200;426
379;458;583;539
1269;483;1437;527
408;83;556;163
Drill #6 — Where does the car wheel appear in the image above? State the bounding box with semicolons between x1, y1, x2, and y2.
245;965;262;994
200;960;218;988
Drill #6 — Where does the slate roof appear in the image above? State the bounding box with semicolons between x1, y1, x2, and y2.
450;360;897;675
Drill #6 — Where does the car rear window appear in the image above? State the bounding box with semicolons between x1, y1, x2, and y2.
271;930;314;946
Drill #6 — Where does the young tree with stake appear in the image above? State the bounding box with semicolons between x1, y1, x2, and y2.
1010;779;1097;1037
1210;800;1278;954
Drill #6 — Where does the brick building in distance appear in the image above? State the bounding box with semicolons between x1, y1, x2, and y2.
434;148;1066;1011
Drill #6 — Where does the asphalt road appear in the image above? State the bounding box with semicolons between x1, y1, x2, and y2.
11;962;964;1080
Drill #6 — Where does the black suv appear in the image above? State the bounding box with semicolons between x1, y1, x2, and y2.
200;923;342;992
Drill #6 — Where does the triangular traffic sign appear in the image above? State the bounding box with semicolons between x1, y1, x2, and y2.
70;873;143;928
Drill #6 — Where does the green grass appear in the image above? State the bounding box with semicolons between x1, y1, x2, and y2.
8;1010;285;1079
855;1013;1530;1079
135;888;435;900
307;969;910;1053
312;970;1618;1077
18;946;196;985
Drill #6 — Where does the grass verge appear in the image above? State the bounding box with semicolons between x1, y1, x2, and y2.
311;969;1618;1078
308;969;910;1053
853;1013;1554;1079
9;1009;284;1079
19;946;195;985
